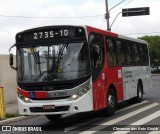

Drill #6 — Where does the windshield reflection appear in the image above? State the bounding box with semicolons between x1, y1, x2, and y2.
17;42;90;83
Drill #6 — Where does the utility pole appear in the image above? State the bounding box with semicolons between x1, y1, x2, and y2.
105;0;126;31
105;0;110;31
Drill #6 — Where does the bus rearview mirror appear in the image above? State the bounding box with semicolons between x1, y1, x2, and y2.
9;53;13;66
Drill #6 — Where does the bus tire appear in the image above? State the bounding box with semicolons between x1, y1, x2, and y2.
136;82;143;103
105;89;117;116
45;114;61;121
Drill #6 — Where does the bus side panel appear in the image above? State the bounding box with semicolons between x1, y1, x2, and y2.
122;66;151;101
91;37;108;111
92;73;106;111
140;66;151;93
92;65;124;110
105;66;124;103
122;67;137;100
86;26;123;110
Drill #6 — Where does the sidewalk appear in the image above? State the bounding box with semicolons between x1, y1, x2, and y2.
0;102;38;125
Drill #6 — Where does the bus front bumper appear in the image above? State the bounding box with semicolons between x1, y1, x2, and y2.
17;92;93;115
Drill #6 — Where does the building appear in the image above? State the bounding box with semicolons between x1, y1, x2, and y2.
0;54;17;104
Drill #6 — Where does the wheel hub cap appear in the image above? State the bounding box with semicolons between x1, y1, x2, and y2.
108;95;115;108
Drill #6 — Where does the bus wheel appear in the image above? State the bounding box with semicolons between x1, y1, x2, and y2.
105;89;117;116
45;114;61;121
136;83;143;103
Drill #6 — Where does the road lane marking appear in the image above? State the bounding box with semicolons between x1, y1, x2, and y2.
79;103;159;134
116;100;149;113
64;101;148;132
152;83;159;85
64;117;102;132
148;130;160;134
64;100;149;132
112;110;160;134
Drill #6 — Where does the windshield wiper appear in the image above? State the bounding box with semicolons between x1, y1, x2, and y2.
30;45;42;75
30;47;41;64
57;41;68;66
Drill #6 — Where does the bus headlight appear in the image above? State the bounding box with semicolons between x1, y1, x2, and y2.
18;93;30;103
72;94;78;100
71;86;91;100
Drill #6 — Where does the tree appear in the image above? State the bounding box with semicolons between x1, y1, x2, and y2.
138;35;160;69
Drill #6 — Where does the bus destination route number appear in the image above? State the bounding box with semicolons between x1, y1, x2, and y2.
33;29;69;40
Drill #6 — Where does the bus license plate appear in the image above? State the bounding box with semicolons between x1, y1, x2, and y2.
48;91;68;97
43;105;55;110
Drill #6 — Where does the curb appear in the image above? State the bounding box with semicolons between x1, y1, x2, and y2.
0;115;39;125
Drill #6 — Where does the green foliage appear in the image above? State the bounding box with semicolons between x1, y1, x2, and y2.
138;35;160;67
6;113;19;118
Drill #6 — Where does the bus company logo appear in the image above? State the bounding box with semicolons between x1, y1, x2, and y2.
46;92;50;97
30;91;35;99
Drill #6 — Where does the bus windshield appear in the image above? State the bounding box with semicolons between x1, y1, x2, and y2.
17;41;90;83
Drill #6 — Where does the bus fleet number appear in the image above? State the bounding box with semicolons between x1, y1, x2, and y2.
33;30;69;40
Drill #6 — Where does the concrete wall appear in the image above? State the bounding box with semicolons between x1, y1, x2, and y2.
0;54;17;104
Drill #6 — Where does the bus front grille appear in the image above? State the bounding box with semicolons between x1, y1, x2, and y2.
29;106;70;113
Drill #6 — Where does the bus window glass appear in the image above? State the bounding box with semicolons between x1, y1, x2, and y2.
89;34;104;81
17;42;90;83
116;40;126;66
125;43;134;66
133;44;140;65
137;44;143;65
106;38;117;66
143;45;149;65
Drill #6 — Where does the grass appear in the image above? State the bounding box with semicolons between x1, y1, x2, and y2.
6;113;19;118
0;113;20;120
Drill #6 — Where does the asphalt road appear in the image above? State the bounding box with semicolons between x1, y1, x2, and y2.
1;75;160;134
144;75;160;103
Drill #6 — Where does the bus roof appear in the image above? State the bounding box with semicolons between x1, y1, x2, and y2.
16;25;148;45
85;25;147;45
118;35;147;44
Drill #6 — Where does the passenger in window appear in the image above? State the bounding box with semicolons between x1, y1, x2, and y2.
93;45;100;68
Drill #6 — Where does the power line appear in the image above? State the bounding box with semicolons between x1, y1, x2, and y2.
0;14;103;19
109;0;126;12
110;0;134;14
121;32;160;35
0;0;133;21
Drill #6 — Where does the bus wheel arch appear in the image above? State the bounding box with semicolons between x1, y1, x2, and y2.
104;85;117;116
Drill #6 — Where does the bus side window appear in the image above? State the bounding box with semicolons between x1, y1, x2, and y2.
143;44;149;66
137;44;143;65
116;40;126;66
133;44;140;66
125;42;134;66
106;38;117;66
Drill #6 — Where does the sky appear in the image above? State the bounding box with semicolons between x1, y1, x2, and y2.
0;0;160;54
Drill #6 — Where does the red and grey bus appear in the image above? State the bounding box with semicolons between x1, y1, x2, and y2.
9;25;151;121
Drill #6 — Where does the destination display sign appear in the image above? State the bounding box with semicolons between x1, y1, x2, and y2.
16;26;86;42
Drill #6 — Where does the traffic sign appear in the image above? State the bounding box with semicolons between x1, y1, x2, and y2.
122;7;150;17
